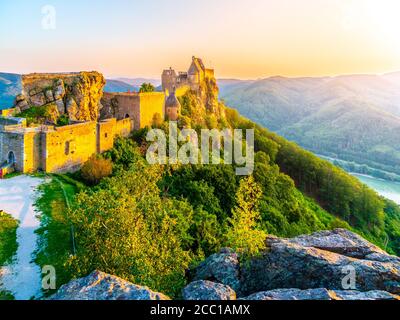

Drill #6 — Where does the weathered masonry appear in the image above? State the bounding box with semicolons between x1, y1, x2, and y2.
0;117;132;174
101;92;165;129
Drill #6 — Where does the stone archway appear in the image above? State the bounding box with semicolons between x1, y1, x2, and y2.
8;151;16;165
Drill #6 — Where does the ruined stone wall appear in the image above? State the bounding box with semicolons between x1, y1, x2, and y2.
114;118;133;138
23;131;43;173
138;92;165;128
97;118;132;154
1;114;134;174
97;119;116;154
101;92;165;129
0;132;24;171
101;92;141;127
42;122;97;173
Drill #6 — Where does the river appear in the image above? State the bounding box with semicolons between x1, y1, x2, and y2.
351;173;400;205
316;154;400;205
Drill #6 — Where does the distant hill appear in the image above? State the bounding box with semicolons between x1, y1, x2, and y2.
114;77;161;87
106;78;163;92
218;73;400;175
104;79;138;93
0;73;21;109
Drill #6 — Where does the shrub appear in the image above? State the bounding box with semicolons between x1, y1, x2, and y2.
0;210;18;266
139;83;155;93
152;112;163;128
225;176;267;258
57;114;69;126
80;155;112;185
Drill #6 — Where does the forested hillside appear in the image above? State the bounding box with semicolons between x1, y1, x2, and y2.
37;88;400;299
219;73;400;176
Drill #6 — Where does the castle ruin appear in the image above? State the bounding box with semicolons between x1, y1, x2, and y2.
162;56;215;95
0;57;216;176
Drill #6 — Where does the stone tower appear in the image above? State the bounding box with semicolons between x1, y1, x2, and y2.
188;56;206;90
165;91;181;121
161;67;177;95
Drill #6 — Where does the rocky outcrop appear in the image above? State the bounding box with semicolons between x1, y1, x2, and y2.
182;280;236;300
200;76;219;114
50;229;400;301
49;271;170;300
332;290;400;300
241;288;335;300
14;72;105;123
240;288;399;300
190;248;240;292
241;233;400;295
285;229;389;259
190;229;400;297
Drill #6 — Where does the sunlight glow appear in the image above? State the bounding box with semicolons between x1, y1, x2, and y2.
345;0;400;53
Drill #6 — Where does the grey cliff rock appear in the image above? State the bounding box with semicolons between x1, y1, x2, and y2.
182;280;236;300
49;270;170;300
191;247;241;292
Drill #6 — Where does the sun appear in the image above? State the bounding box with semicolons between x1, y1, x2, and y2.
363;0;400;52
343;0;400;54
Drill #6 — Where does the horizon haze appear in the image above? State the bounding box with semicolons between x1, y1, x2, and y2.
1;0;400;79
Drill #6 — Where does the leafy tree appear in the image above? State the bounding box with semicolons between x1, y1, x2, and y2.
104;137;143;171
225;176;267;257
80;155;113;185
190;207;222;256
57;114;69;126
161;164;238;220
0;211;18;266
254;130;279;162
205;114;218;129
384;199;400;255
178;115;191;128
68;165;194;297
139;82;155;93
152;112;163;128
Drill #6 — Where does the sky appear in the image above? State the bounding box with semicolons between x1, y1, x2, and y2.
1;0;400;79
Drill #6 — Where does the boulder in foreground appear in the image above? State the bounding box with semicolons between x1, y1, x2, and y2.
182;280;236;300
241;288;400;300
190;229;400;296
49;271;170;300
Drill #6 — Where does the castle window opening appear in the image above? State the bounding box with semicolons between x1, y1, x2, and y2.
8;151;15;164
65;141;70;155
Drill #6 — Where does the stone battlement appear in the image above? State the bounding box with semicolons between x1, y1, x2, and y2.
0;117;133;174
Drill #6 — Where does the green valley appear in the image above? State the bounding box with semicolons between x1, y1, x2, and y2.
219;74;400;177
